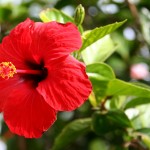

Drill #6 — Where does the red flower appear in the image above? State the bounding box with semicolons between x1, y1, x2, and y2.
0;19;92;138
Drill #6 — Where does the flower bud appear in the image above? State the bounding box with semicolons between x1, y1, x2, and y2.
74;4;85;26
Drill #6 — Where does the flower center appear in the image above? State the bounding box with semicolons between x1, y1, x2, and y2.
0;62;45;80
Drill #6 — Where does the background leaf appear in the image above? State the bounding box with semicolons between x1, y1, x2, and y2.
136;128;150;137
52;118;91;150
39;8;73;23
39;8;83;32
106;79;150;97
86;62;115;80
90;78;150;100
87;63;115;103
92;110;132;135
80;20;127;51
82;35;117;64
124;97;150;109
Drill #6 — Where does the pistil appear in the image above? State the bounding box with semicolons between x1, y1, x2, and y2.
16;69;42;75
0;62;43;79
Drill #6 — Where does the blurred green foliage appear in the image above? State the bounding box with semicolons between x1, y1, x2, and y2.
1;0;150;150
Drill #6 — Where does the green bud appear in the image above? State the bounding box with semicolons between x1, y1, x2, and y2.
74;4;85;26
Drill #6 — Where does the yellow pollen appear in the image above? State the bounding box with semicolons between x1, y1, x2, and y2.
0;62;16;79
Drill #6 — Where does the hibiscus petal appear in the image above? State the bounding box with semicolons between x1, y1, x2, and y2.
0;19;34;69
0;75;21;112
33;21;82;52
37;56;92;111
29;21;82;63
3;82;56;138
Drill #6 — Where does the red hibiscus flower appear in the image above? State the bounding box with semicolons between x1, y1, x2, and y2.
0;19;92;138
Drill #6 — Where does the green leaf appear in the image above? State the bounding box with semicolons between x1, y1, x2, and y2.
89;80;109;102
39;8;83;32
39;8;74;23
0;6;12;22
106;110;132;127
124;97;150;109
82;35;117;64
106;79;150;97
92;110;132;135
52;118;91;150
102;79;150;97
86;63;115;103
89;78;150;102
136;128;150;137
80;19;127;51
86;62;115;80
